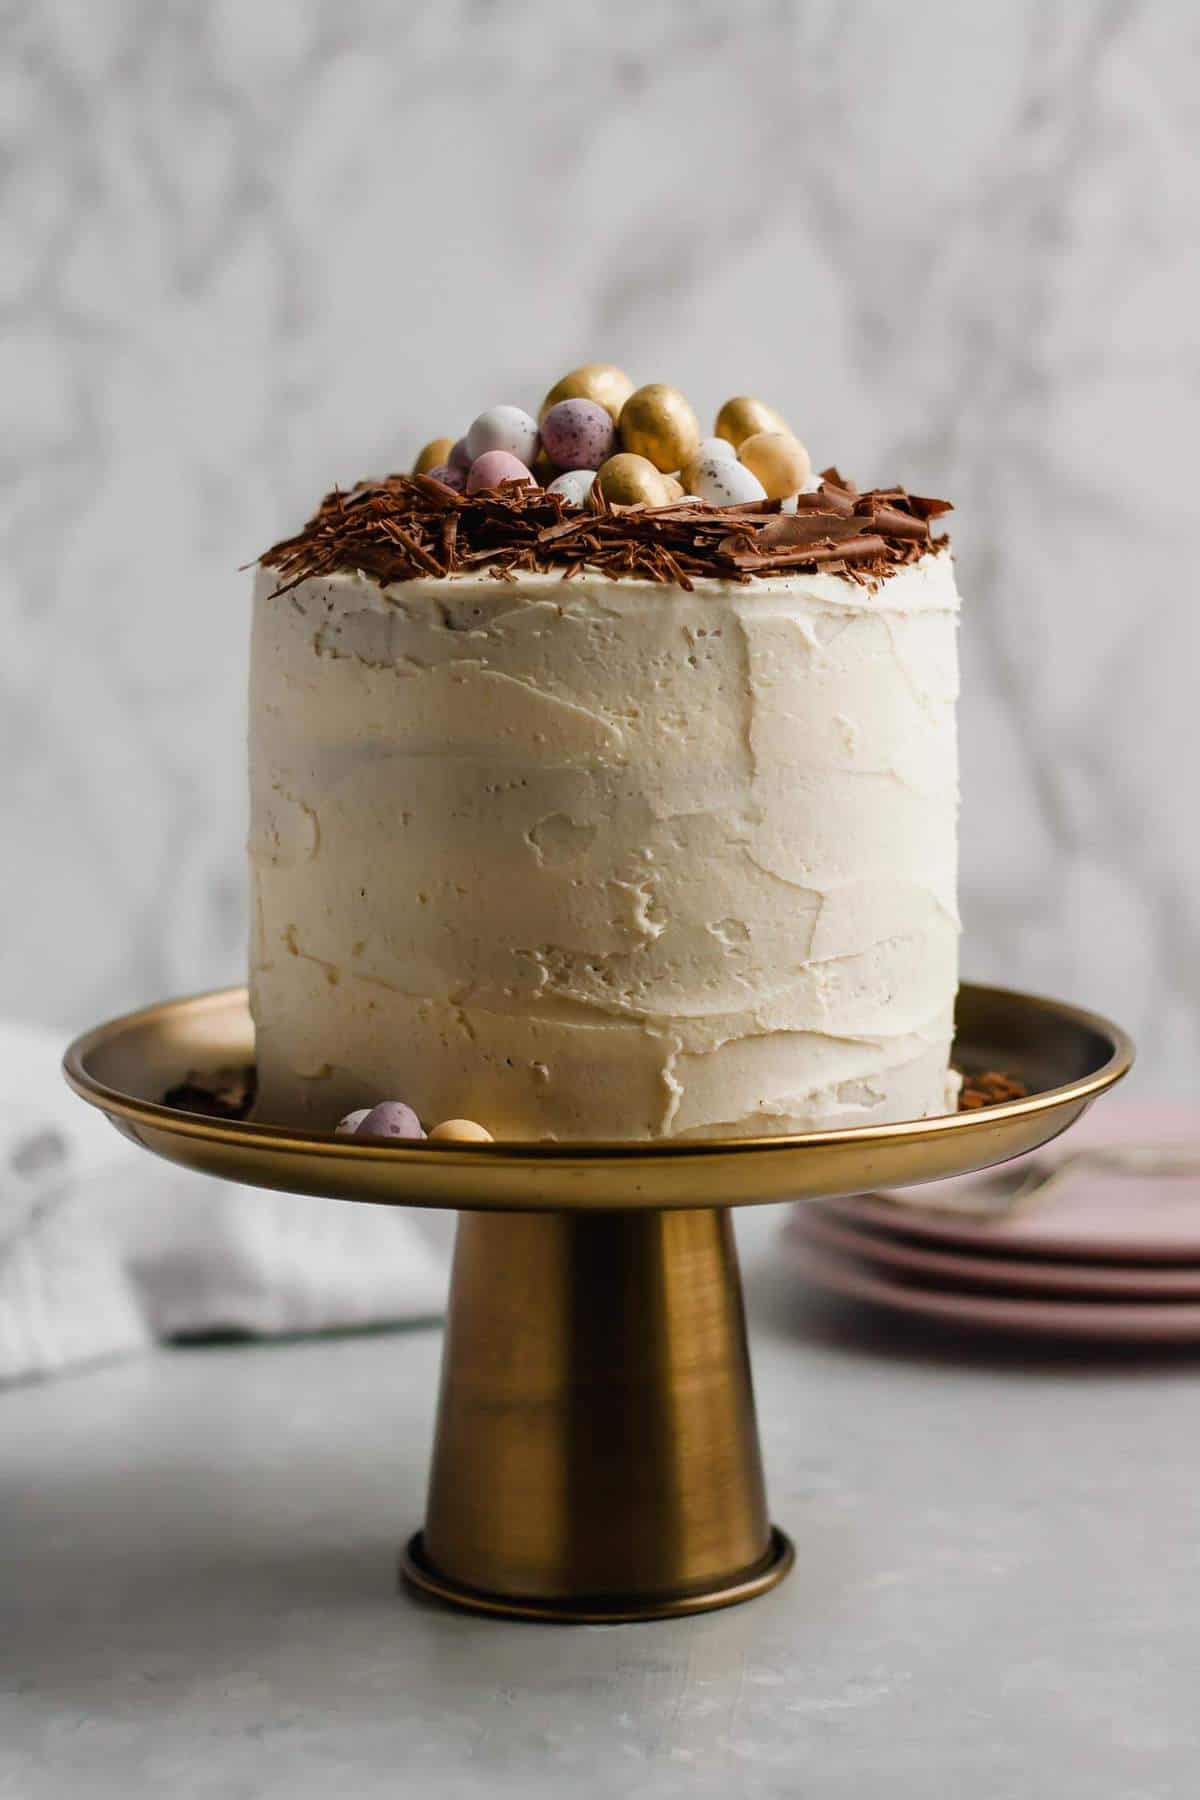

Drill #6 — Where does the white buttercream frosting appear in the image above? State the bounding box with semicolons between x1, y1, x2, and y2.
248;553;960;1139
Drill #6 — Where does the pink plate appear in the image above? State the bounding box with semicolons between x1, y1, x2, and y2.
824;1103;1200;1264
790;1238;1200;1345
790;1205;1200;1299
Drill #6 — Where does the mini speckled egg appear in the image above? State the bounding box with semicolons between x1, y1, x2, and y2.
429;1118;494;1143
466;450;536;494
694;436;738;467
548;468;598;507
412;436;455;476
335;1107;372;1135
541;398;616;471
449;436;472;469
425;462;467;492
687;455;767;506
597;453;672;507
738;431;812;501
357;1100;425;1141
619;383;701;474
466;405;540;467
682;439;735;490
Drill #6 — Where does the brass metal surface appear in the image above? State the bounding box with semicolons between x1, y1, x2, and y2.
401;1528;795;1624
62;981;1132;1621
417;1208;774;1618
63;982;1133;1214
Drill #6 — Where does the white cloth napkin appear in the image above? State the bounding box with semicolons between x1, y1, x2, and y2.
0;1021;448;1386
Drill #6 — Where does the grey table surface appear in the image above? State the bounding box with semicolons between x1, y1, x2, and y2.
3;1208;1198;1800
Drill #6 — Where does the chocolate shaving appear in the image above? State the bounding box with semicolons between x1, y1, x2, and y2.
259;468;951;593
752;513;872;549
957;1070;1029;1111
164;1065;257;1120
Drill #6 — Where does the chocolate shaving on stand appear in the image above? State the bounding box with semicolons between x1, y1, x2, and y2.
958;1070;1029;1111
259;469;952;593
164;1065;257;1120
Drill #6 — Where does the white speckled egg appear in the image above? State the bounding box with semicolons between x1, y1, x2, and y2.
687;456;767;506
541;398;616;470
694;436;737;467
335;1107;371;1135
466;405;540;466
547;468;598;507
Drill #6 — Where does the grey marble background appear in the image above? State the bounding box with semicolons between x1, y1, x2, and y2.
4;0;1196;1090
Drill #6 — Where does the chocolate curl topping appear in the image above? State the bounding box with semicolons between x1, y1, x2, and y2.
259;470;951;593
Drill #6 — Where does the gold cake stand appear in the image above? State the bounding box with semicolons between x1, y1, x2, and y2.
64;982;1131;1624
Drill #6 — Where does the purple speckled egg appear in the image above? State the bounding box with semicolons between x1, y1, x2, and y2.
466;450;535;494
540;398;616;471
425;461;466;492
448;436;472;470
356;1101;425;1142
335;1107;372;1136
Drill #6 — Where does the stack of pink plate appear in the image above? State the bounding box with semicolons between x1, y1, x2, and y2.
787;1104;1200;1344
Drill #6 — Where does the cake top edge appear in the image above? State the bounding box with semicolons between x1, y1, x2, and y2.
258;469;952;596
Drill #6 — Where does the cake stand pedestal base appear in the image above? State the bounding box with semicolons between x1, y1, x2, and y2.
401;1208;793;1622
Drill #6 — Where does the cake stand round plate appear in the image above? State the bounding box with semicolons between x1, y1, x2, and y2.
63;981;1131;1624
64;983;1130;1214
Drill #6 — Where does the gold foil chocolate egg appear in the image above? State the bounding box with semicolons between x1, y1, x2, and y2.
540;363;635;425
597;453;672;507
714;395;792;450
412;436;455;476
619;384;701;474
429;1118;494;1143
738;431;812;500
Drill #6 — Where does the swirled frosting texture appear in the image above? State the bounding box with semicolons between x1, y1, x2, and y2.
248;555;960;1138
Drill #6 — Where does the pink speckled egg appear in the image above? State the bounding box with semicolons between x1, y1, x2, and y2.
540;398;616;471
466;450;535;494
449;436;472;469
356;1101;425;1142
425;461;466;492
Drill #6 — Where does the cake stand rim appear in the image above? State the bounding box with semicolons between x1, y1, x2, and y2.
62;978;1134;1195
